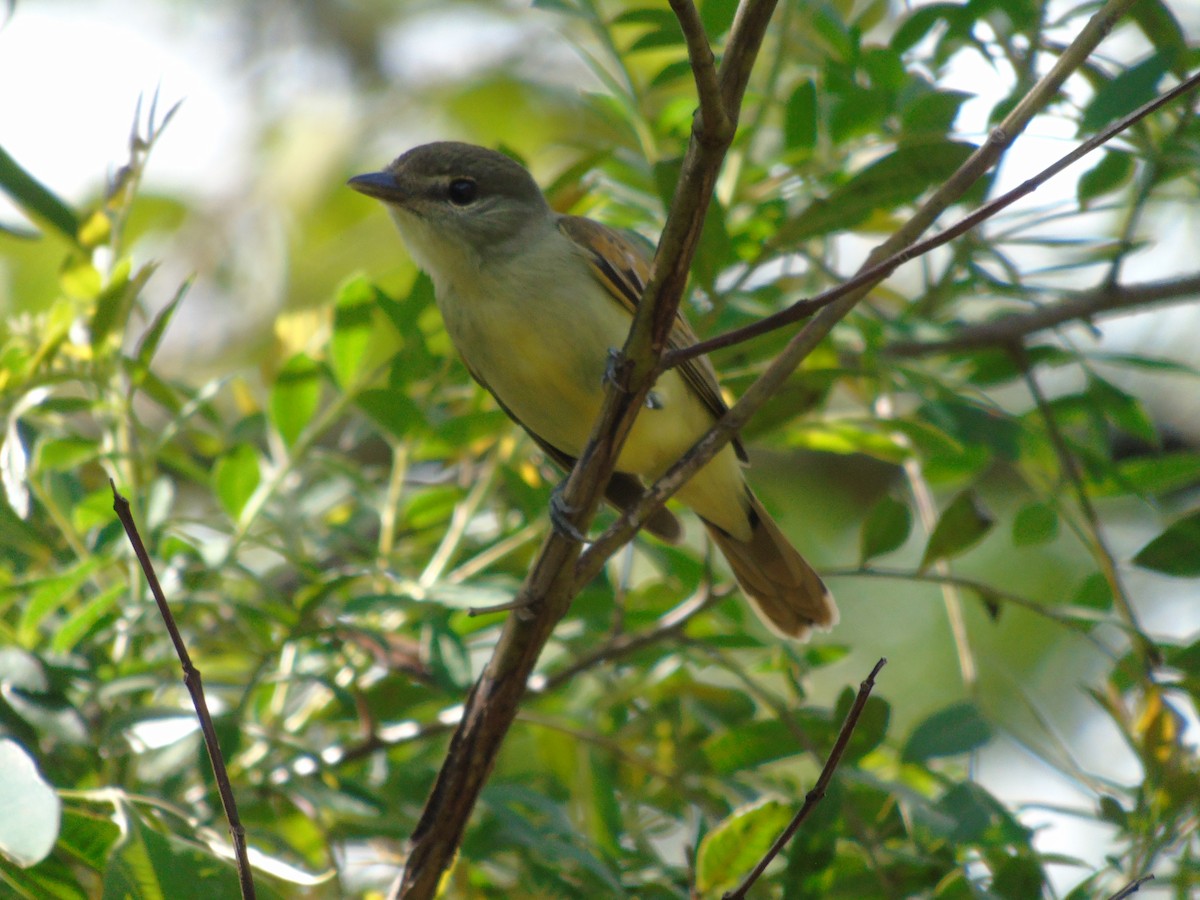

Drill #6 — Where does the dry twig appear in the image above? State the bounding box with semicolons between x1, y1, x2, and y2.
110;479;256;900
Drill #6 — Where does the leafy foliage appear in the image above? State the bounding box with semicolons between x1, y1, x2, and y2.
1;0;1198;897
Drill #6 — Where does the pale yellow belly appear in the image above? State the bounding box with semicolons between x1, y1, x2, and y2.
437;256;751;538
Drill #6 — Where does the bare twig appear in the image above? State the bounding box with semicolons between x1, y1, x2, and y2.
1107;874;1154;899
110;479;256;900
886;273;1200;357
537;586;729;693
721;658;888;899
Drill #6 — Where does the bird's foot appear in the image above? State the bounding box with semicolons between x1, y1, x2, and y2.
549;481;590;544
603;348;624;391
605;348;661;409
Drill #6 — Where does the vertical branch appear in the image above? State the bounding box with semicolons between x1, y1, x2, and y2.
390;3;779;897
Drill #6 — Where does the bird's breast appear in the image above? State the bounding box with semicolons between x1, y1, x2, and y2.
437;260;621;457
435;248;727;503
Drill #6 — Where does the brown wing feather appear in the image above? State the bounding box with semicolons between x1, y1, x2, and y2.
557;216;747;463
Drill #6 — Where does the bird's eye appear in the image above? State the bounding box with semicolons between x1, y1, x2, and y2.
447;178;478;206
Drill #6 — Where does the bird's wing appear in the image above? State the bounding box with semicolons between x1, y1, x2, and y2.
557;214;747;462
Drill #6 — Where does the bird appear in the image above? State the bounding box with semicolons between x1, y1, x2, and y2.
348;141;837;640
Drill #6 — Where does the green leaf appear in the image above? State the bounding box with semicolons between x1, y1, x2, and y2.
860;495;912;563
784;80;818;151
355;388;424;440
35;437;100;472
102;813;241;899
1098;452;1200;496
917;397;1021;461
1097;794;1128;827
0;739;61;867
811;5;855;61
59;809;121;873
1071;572;1112;611
934;782;1027;844
16;559;103;648
1077;151;1133;206
1129;1;1188;75
833;687;890;762
330;276;379;390
781;779;841;888
891;3;963;53
695;799;793;895
785;140;976;242
903;701;993;762
992;852;1046;898
423;618;472;691
213;443;261;520
702;720;808;774
628;24;684;52
269;352;323;448
135;283;189;368
52;584;123;654
1012;501;1058;546
920;490;994;570
0;146;79;242
1080;52;1171;133
699;0;737;37
1133;510;1200;576
1087;375;1157;445
900;89;971;138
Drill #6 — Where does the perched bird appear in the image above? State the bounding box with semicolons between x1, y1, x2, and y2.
349;142;836;639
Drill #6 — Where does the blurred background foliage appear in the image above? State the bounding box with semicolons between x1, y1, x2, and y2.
1;0;1199;896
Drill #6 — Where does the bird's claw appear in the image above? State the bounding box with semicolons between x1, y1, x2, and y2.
605;348;661;410
549;482;589;544
603;348;623;390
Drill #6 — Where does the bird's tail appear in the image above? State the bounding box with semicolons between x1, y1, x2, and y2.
703;492;837;641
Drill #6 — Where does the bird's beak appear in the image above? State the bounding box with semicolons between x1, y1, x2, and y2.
347;170;406;202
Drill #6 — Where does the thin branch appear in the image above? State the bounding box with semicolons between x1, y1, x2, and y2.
1107;874;1154;900
669;0;729;143
537;586;729;693
886;273;1200;357
666;55;1200;367
110;480;256;900
689;643;902;895
721;658;888;900
1013;350;1157;675
825;567;1117;632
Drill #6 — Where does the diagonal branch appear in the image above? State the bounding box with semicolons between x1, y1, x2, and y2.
885;273;1200;357
721;658;888;900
